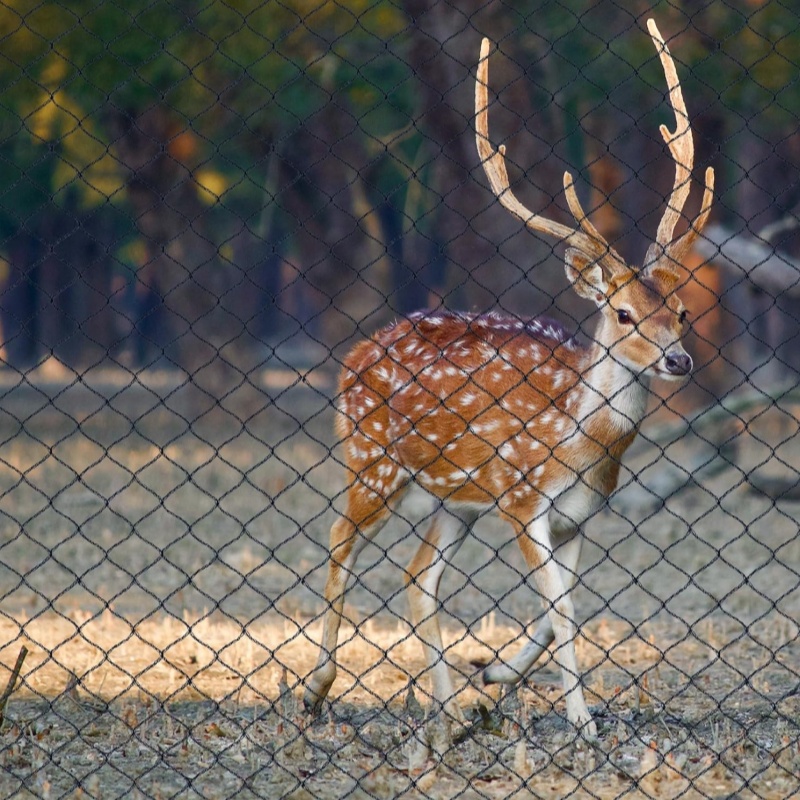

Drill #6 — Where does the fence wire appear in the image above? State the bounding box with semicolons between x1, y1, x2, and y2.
0;2;799;798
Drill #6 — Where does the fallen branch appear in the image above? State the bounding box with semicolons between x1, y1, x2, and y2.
0;645;28;726
647;384;800;444
694;223;800;297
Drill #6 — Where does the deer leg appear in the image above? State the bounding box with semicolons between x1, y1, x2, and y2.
405;505;477;726
304;483;405;714
505;516;595;737
483;530;583;684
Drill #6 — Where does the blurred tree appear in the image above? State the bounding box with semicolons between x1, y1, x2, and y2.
0;0;415;371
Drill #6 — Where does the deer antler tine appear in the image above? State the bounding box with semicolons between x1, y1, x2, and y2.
645;19;714;269
563;173;627;274
475;38;497;183
648;19;693;251
668;165;715;263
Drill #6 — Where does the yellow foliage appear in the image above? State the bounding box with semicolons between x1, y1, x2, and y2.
24;54;126;206
194;168;229;204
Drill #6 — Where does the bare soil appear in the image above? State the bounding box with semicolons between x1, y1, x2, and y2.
0;370;798;799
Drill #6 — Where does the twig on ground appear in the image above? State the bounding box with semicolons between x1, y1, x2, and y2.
0;645;28;726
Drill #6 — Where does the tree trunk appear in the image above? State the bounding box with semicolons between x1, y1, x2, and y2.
106;106;227;378
276;103;390;360
401;0;572;319
1;231;40;368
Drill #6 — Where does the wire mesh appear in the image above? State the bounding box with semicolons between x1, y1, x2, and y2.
0;2;799;798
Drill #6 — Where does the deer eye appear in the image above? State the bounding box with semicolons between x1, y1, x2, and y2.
617;309;633;325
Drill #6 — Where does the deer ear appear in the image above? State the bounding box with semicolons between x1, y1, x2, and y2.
565;248;608;305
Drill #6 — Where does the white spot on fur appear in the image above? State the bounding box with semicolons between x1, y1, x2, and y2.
499;442;515;460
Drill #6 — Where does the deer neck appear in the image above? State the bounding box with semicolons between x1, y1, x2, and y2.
575;322;650;441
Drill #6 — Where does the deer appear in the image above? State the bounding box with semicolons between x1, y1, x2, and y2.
304;19;714;740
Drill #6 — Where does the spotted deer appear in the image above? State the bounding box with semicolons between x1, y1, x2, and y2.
304;20;714;739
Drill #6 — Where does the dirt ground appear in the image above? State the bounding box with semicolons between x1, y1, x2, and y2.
0;368;798;799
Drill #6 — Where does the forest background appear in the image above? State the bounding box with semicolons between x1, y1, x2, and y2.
1;0;797;385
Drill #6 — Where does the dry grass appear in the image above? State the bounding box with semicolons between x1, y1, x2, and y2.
0;608;798;799
0;378;798;798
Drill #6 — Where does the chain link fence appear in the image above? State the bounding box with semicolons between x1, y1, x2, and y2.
1;2;799;798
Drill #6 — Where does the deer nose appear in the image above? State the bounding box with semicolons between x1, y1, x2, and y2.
664;351;692;376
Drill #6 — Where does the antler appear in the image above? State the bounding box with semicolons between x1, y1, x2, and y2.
644;19;715;269
475;38;628;277
476;24;714;278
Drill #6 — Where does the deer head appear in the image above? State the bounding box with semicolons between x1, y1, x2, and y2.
475;19;714;381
